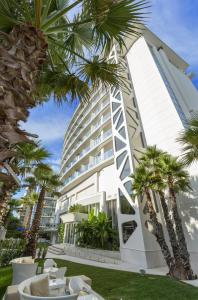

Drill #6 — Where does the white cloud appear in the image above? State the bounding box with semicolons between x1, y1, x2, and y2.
21;117;69;143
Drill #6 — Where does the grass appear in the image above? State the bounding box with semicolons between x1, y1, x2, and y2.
1;259;198;300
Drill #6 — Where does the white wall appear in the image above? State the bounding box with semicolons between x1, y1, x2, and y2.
127;36;198;272
98;164;118;200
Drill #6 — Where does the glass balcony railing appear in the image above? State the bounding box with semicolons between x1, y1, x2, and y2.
62;96;110;161
62;149;114;187
65;87;108;145
61;114;111;173
62;129;112;176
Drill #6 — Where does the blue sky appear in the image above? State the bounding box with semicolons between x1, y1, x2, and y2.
21;0;198;172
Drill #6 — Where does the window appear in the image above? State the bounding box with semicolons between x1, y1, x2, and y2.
122;221;137;243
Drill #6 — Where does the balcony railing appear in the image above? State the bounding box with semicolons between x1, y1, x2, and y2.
61;112;111;173
61;129;112;176
64;86;108;147
62;149;114;187
62;96;110;161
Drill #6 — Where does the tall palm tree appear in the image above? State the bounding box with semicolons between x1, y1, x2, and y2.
24;164;62;257
16;142;51;177
20;192;39;229
0;142;50;225
177;115;198;165
0;0;148;181
131;165;175;276
140;146;185;278
159;154;195;279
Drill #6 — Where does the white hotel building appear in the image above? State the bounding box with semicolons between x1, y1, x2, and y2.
55;27;198;271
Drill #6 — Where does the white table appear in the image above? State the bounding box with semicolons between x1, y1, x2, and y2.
49;278;66;296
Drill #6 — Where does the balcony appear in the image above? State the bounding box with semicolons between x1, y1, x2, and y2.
62;148;114;187
64;86;108;147
61;113;111;173
62;95;110;161
61;128;112;177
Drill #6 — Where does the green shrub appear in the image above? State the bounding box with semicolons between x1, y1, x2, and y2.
69;204;88;214
58;224;65;243
0;238;26;266
75;210;119;250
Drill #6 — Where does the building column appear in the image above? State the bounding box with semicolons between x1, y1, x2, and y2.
109;45;165;269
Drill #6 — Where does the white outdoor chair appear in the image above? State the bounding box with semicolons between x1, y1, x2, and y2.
18;274;78;300
44;259;57;269
11;257;38;285
54;267;67;279
69;277;104;299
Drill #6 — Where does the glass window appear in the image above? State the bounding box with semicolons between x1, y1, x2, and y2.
118;127;126;139
119;189;135;215
122;221;137;243
112;102;121;112
115;92;121;101
106;200;118;229
115;137;126;152
116;150;127;169
116;112;124;130
120;157;131;180
113;108;121;124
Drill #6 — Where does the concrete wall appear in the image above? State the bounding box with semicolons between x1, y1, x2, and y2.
127;36;198;272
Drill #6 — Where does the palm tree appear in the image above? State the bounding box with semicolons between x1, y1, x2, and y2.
131;165;175;276
0;143;50;225
159;154;195;279
2;198;20;228
24;164;62;257
178;115;198;165
0;0;148;182
16;142;51;177
20;192;39;229
140;146;185;278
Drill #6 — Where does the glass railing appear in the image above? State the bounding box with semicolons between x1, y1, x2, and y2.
62;129;112;176
63;86;108;149
62;96;110;159
61;114;111;173
63;149;114;186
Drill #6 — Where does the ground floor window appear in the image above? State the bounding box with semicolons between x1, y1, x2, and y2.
106;199;118;229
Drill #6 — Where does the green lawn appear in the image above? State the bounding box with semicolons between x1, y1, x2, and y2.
1;259;198;300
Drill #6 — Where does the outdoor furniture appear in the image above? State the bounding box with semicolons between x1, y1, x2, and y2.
17;274;104;300
44;259;57;269
54;267;67;279
49;278;66;296
11;257;38;285
69;277;104;300
43;267;59;275
3;285;20;300
66;275;92;287
18;274;78;300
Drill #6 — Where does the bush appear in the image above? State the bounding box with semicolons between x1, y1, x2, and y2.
0;238;26;267
58;224;64;243
69;204;88;214
75;210;119;250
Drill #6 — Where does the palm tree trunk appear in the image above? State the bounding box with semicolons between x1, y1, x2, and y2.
0;185;11;226
158;190;187;279
0;24;47;164
24;186;45;258
26;206;33;230
168;177;194;279
145;188;175;275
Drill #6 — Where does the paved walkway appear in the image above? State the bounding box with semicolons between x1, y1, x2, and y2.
46;251;168;276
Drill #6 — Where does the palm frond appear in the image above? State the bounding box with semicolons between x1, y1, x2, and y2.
83;0;149;51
